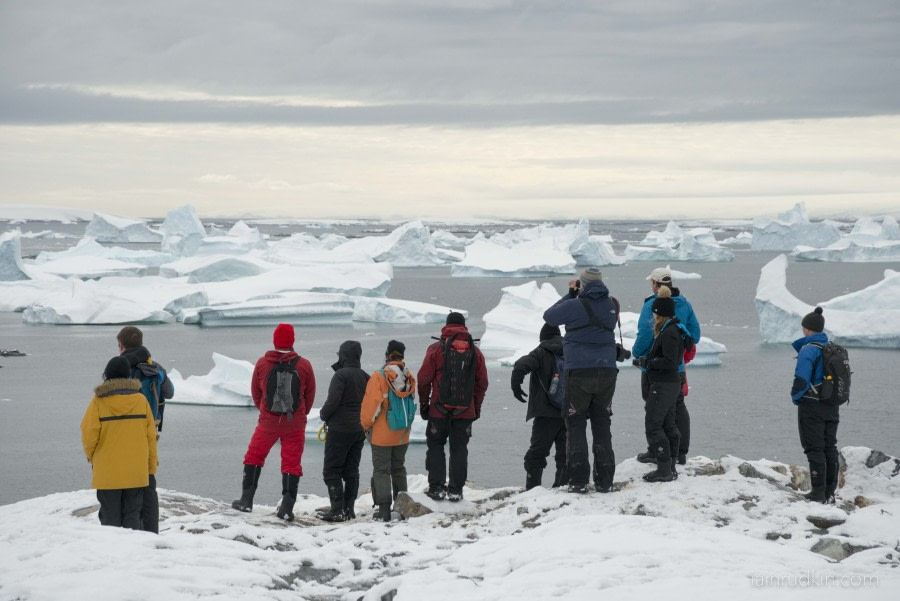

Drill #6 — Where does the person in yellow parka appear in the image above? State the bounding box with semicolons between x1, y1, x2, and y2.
361;340;416;522
81;356;158;530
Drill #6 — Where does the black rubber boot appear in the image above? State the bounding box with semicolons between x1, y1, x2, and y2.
636;450;656;464
316;479;345;522
671;458;679;480
525;468;542;490
642;459;675;483
376;504;392;522
677;454;687;465
231;464;262;512
277;473;299;522
804;461;828;503
824;459;839;503
425;485;446;501
343;477;359;520
552;467;570;488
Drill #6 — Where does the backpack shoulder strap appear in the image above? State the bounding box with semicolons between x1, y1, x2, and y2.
568;297;615;332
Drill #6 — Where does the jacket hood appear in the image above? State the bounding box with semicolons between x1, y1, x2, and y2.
440;323;471;339
792;331;829;353
332;340;362;371
121;345;150;367
383;362;413;396
539;335;564;356
264;349;299;364
580;280;610;300
94;378;142;397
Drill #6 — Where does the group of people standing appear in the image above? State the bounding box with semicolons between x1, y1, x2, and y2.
80;265;843;531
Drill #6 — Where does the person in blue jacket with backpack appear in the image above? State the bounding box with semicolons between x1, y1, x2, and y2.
511;323;569;490
791;307;839;504
631;267;701;466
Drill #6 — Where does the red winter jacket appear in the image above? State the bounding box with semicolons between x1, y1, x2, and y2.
417;324;489;420
251;350;316;425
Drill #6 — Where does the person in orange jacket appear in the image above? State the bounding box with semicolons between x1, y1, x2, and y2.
361;340;416;522
81;356;158;530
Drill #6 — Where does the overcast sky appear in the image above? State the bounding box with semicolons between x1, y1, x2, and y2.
1;0;898;219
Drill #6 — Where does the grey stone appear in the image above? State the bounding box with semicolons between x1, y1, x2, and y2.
350;558;363;571
811;538;849;561
234;535;259;547
738;462;779;483
279;561;340;586
516;507;528;515
770;465;788;476
693;462;725;477
789;465;811;492
806;515;846;529
854;495;873;508
394;492;433;519
71;504;99;517
381;590;398;601
487;489;516;502
866;450;892;469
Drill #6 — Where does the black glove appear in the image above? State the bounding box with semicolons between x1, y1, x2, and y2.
512;386;528;403
632;356;647;369
420;405;429;420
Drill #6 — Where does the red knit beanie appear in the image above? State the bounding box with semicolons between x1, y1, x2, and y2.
273;323;295;348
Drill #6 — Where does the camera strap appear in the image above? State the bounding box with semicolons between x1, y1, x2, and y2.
570;296;625;346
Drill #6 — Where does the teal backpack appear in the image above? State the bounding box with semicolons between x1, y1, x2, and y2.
381;369;416;431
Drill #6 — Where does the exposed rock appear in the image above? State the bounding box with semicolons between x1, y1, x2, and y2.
865;450;891;469
789;465;811;492
811;538;848;561
854;495;873;509
381;590;398;601
71;504;99;517
738;462;779;483
839;451;847;488
394;492;433;519
806;515;846;529
770;465;788;476
766;532;781;541
522;515;541;529
279;561;340;586
693;462;725;476
516;507;528;515
843;543;876;557
350;558;362;571
487;489;517;502
233;535;258;547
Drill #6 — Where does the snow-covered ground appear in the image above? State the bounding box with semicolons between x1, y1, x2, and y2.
755;255;900;347
1;447;897;600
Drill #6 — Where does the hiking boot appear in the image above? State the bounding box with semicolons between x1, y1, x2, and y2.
552;468;570;488
803;487;829;503
231;464;262;513
343;477;359;520
316;479;346;522
642;459;675;483
375;504;392;522
677;454;687;465
525;468;542;491
636;451;656;464
277;473;300;522
594;484;612;493
567;483;590;494
425;486;446;501
447;490;463;503
671;459;679;480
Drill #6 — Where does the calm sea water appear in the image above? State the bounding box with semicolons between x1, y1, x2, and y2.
1;220;897;506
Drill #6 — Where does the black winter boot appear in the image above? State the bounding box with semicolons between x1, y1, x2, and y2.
316;479;345;522
671;459;679;480
425;485;446;501
642;459;675;483
231;464;262;512
804;462;828;503
343;477;359;520
824;459;839;503
525;468;543;490
552;467;570;488
636;450;656;464
677;454;687;465
277;473;300;522
376;503;392;522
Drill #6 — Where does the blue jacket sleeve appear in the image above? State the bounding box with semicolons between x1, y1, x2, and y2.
790;347;816;404
631;299;654;358
542;295;571;327
682;302;701;343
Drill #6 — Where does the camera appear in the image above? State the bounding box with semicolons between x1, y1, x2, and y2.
616;343;631;363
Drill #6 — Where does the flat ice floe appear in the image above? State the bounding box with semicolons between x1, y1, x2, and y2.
451;238;577;277
751;202;842;251
34;237;176;268
626;221;735;262
755;254;900;347
2;447;897;600
481;281;726;366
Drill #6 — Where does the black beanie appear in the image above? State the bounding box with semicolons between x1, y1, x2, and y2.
539;323;561;341
801;307;825;332
446;311;466;326
104;356;132;380
652;297;676;318
386;339;406;359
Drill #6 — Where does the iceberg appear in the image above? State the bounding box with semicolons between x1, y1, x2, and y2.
721;231;753;245
0;231;31;281
264;233;374;265
750;202;842;251
352;297;468;324
451;238;576;277
334;221;445;266
195;221;268;255
489;218;625;266
793;216;900;262
168;353;256;407
431;229;469;250
27;256;148;279
849;215;900;240
161;204;207;256
84;213;162;243
626;222;734;262
180;293;355;327
755;254;900;347
33;237;175;268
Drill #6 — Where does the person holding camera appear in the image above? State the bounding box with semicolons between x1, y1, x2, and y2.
543;267;620;494
631;267;701;466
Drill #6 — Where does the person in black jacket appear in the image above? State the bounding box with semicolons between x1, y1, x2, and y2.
639;287;691;483
511;323;569;490
316;340;369;522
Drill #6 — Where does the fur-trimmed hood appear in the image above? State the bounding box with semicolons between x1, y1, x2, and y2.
94;378;142;398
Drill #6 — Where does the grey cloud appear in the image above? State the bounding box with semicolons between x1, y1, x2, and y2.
1;0;898;125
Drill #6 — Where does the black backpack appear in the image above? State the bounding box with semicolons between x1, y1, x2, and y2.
809;342;851;406
538;353;566;410
265;357;302;419
437;333;477;415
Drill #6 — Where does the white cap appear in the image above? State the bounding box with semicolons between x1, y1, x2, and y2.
647;267;673;284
